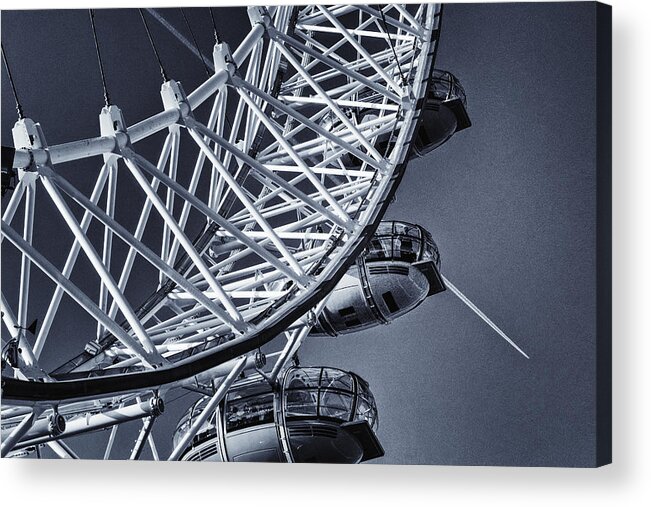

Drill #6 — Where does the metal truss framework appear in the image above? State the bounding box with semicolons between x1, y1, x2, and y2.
1;4;442;459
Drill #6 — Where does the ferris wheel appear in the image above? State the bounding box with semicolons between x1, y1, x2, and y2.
0;4;462;460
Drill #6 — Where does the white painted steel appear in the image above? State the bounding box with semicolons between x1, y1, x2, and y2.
1;4;442;459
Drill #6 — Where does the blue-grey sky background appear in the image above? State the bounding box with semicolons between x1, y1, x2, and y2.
1;3;599;466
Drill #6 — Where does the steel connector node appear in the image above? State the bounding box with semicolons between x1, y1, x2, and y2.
47;412;66;437
149;396;165;417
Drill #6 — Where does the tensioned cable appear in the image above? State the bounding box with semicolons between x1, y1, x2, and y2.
180;8;235;141
377;5;407;86
208;8;222;43
206;7;234;133
1;43;25;119
88;9;111;107
139;8;169;82
180;8;211;78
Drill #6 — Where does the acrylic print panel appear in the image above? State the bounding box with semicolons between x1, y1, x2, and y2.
0;3;611;466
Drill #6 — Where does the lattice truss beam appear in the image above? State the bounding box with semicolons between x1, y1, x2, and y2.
1;4;441;458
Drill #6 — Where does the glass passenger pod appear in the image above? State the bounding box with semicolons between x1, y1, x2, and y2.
411;69;472;158
364;221;446;303
172;367;384;463
365;220;441;269
338;70;471;166
281;367;382;463
310;220;446;337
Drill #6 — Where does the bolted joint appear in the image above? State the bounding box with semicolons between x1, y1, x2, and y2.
47;412;66;437
113;131;131;153
11;118;49;178
99;105;132;159
247;6;271;28
160;79;191;119
306;310;317;327
12;118;47;150
400;91;414;113
254;351;266;370
99;105;128;136
213;42;236;75
148;396;165;417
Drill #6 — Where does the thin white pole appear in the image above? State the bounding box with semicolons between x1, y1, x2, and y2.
98;159;117;340
166;93;221;267
188;128;308;278
129;416;156;460
161;128;180;270
317;6;403;95
125;148;308;287
167;355;248;461
122;155;246;326
48;440;79;459
234;88;351;222
1;220;157;367
108;134;172;321
1;179;25;230
1;409;39;457
103;415;119;460
17;181;35;331
186;118;350;233
40;177;164;365
442;275;530;359
46;167;244;336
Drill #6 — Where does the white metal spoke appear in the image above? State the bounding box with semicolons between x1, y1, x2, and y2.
232;75;385;171
0;409;40;458
98;159;117;339
34;161;109;358
161;129;180;270
271;26;402;106
107;134;173;321
43;166;247;338
125;148;308;287
2;220;160;368
317;6;404;94
48;440;79;459
1;179;25;232
17;181;35;331
357;4;424;38
122;155;246;328
187;128;308;278
186;118;351;231
269;34;392;162
40;176;165;365
167;93;222;267
233;88;351;222
167;355;247;461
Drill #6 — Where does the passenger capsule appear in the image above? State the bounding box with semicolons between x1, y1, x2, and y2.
173;366;383;463
312;221;445;336
411;69;471;158
331;69;470;168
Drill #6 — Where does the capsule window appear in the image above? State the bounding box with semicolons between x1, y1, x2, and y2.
337;306;361;328
338;306;356;317
319;390;354;421
395;237;420;263
225;392;274;432
382;291;400;313
285;389;319;418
